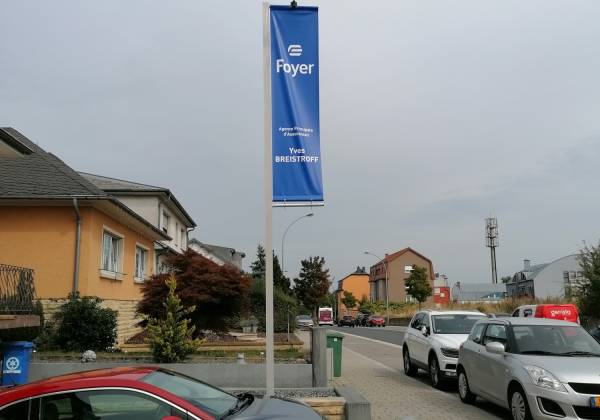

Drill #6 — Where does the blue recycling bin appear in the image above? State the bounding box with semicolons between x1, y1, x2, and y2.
2;341;34;385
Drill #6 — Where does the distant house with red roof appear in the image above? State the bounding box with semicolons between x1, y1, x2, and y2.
369;247;435;304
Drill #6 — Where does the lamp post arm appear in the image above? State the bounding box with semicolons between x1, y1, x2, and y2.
281;214;310;273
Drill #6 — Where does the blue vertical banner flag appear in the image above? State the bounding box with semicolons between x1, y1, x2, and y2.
270;6;323;205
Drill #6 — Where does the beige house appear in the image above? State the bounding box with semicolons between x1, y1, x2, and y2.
369;247;435;304
80;173;196;273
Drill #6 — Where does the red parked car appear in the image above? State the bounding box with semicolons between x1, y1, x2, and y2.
368;315;386;327
0;366;321;420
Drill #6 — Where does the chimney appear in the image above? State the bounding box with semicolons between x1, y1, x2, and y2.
524;259;531;271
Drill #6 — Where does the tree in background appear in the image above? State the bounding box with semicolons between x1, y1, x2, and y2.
248;245;298;331
358;295;372;314
138;250;252;332
250;245;266;280
250;278;298;332
294;256;330;316
576;242;600;322
405;265;432;309
250;245;290;292
501;276;512;284
147;275;202;363
341;291;357;311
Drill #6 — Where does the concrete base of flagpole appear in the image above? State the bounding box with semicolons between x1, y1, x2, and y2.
311;327;327;388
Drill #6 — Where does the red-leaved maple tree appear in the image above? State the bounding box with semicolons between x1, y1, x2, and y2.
137;250;252;332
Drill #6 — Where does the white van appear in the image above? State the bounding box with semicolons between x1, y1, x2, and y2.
317;307;334;326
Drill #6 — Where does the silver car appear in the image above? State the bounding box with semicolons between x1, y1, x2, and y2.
457;317;600;420
296;314;314;329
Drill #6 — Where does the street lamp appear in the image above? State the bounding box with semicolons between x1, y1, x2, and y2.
281;213;314;273
364;251;389;324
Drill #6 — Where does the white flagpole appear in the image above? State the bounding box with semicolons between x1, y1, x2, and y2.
262;1;275;397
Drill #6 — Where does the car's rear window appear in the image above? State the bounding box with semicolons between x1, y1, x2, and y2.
432;315;486;334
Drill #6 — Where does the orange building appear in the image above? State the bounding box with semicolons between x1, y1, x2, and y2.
335;267;370;319
0;128;168;343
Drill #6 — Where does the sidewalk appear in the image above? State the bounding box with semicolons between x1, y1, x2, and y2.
333;335;508;420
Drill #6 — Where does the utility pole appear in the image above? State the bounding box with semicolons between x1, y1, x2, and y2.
485;217;499;284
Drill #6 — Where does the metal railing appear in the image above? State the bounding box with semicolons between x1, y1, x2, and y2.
0;264;36;313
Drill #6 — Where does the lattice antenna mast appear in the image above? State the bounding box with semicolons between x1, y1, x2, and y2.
485;217;499;284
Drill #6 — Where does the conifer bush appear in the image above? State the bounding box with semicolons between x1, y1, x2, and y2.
147;275;202;363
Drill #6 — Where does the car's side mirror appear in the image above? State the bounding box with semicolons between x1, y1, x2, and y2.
485;341;505;355
421;326;429;336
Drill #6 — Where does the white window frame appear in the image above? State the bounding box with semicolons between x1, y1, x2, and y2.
134;244;149;283
100;227;124;281
162;211;170;234
180;228;186;249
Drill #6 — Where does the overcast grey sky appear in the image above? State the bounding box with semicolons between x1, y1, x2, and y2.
2;1;600;287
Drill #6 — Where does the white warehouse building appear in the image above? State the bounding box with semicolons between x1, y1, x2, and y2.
506;255;584;299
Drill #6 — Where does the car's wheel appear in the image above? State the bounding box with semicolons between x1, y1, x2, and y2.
509;386;532;420
458;369;476;404
403;347;418;376
429;355;443;389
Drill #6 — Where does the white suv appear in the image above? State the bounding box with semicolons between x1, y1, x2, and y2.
403;310;487;388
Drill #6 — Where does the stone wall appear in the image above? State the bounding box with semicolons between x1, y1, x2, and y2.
40;298;142;346
29;362;314;388
300;397;345;420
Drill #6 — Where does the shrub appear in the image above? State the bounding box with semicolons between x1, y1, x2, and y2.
359;300;385;315
138;251;252;332
250;278;298;332
33;321;58;351
54;293;117;352
147;275;202;363
576;242;600;321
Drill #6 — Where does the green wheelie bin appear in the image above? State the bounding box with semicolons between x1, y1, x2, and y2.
326;331;344;377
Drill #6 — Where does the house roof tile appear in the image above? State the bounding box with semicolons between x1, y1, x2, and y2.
79;172;196;227
0;128;107;199
0;128;168;240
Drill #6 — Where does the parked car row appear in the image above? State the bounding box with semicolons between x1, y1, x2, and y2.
403;304;600;420
338;313;386;327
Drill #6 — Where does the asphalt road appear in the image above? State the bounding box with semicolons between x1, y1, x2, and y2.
329;325;406;346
